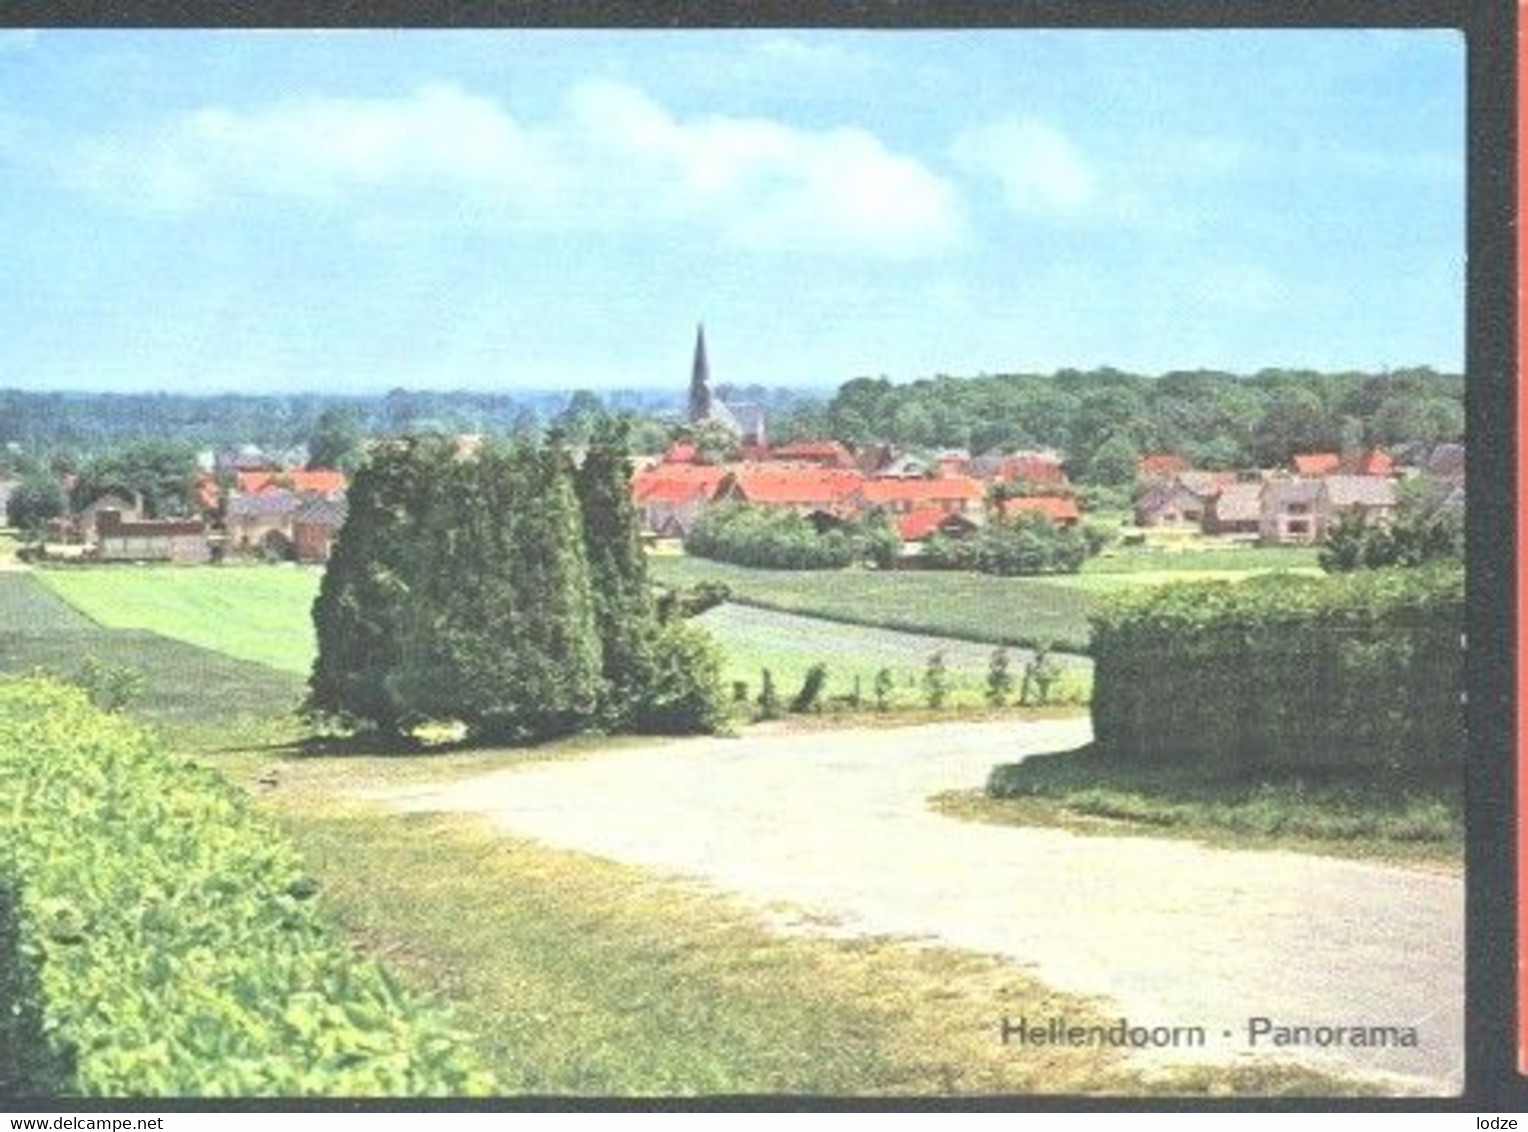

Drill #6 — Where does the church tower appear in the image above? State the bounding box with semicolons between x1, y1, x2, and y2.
687;323;712;423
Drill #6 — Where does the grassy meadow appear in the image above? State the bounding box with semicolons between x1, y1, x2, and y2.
651;556;1096;652
40;564;321;674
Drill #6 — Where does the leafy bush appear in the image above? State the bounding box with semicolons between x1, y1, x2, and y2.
1320;510;1463;573
984;648;1013;707
924;515;1090;576
790;663;829;713
0;678;496;1097
630;622;729;735
922;651;949;709
757;669;783;720
1090;567;1463;771
686;503;899;571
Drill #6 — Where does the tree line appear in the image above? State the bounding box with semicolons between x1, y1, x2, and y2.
306;427;726;744
801;367;1463;482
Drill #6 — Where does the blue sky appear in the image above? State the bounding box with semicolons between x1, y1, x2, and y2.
0;29;1464;393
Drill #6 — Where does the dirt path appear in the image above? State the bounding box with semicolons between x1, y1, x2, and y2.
365;718;1463;1094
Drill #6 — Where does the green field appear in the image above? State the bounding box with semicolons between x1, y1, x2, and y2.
652;557;1095;653
0;573;304;733
1084;546;1322;574
41;565;322;674
693;603;1088;710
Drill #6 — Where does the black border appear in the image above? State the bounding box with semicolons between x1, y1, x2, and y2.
0;1;1513;1114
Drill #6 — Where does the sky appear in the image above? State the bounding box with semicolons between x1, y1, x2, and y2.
0;28;1465;394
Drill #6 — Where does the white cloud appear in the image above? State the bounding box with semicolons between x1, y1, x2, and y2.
62;78;964;260
951;118;1096;215
564;80;963;257
67;84;545;209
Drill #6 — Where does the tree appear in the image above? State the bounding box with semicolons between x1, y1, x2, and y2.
922;650;949;709
574;420;659;729
73;441;199;519
6;473;67;535
791;664;829;713
1083;434;1142;486
873;668;894;711
307;406;363;471
985;648;1014;707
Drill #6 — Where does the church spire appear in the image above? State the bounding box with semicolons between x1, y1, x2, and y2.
687;323;711;422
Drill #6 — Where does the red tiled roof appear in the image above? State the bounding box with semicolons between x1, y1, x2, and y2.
1140;454;1191;478
1342;448;1393;477
631;465;727;503
661;442;700;465
1292;453;1342;477
857;476;984;505
237;469;347;496
769;441;855;465
1001;496;1081;523
724;466;865;506
897;506;958;541
1000;456;1068;485
194;474;221;510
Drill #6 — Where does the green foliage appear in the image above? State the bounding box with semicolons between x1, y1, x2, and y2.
873;668;894;711
757;668;783;720
1319;510;1463;574
629;621;729;735
925;515;1090;577
922;650;949;709
1019;644;1063;706
790;663;829;713
6;473;67;534
984;648;1013;707
306;406;363;472
1089;567;1464;771
687;503;875;570
71;440;200;520
0;677;495;1096
310;434;723;743
64;656;146;712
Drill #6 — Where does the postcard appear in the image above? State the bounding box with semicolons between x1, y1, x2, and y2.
0;22;1490;1109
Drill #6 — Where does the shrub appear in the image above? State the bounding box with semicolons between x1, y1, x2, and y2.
0;677;495;1096
790;664;829;713
686;503;898;571
922;650;949;709
631;622;730;735
1019;644;1063;706
757;668;783;720
1090;567;1463;771
985;648;1013;707
873;668;894;712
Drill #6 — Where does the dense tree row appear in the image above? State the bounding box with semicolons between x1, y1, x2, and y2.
306;427;726;743
923;515;1101;576
818;367;1463;482
685;504;900;570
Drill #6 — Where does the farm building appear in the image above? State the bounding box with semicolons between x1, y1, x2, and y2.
95;510;210;563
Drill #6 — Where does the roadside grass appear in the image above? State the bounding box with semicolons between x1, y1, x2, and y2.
694;603;1090;712
651;556;1095;653
40;564;321;674
934;745;1462;869
266;796;1379;1097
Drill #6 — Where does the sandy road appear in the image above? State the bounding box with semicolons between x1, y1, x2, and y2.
365;717;1463;1094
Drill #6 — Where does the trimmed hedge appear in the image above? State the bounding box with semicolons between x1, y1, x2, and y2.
0;677;495;1097
1089;567;1463;771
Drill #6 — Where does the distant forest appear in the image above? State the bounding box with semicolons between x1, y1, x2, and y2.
0;366;1463;481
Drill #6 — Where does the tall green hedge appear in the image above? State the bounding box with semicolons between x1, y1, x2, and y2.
1089;567;1464;771
0;677;495;1097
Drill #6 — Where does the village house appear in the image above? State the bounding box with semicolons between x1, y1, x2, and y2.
1259;479;1324;543
895;506;980;543
1205;481;1263;537
999;496;1082;528
1318;475;1399;531
1292;452;1342;477
718;465;867;520
95;509;210;563
631;464;728;538
51;488;144;545
1134;477;1214;528
236;468;347;497
225;489;303;556
853;476;986;522
292;496;348;563
766;441;857;469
